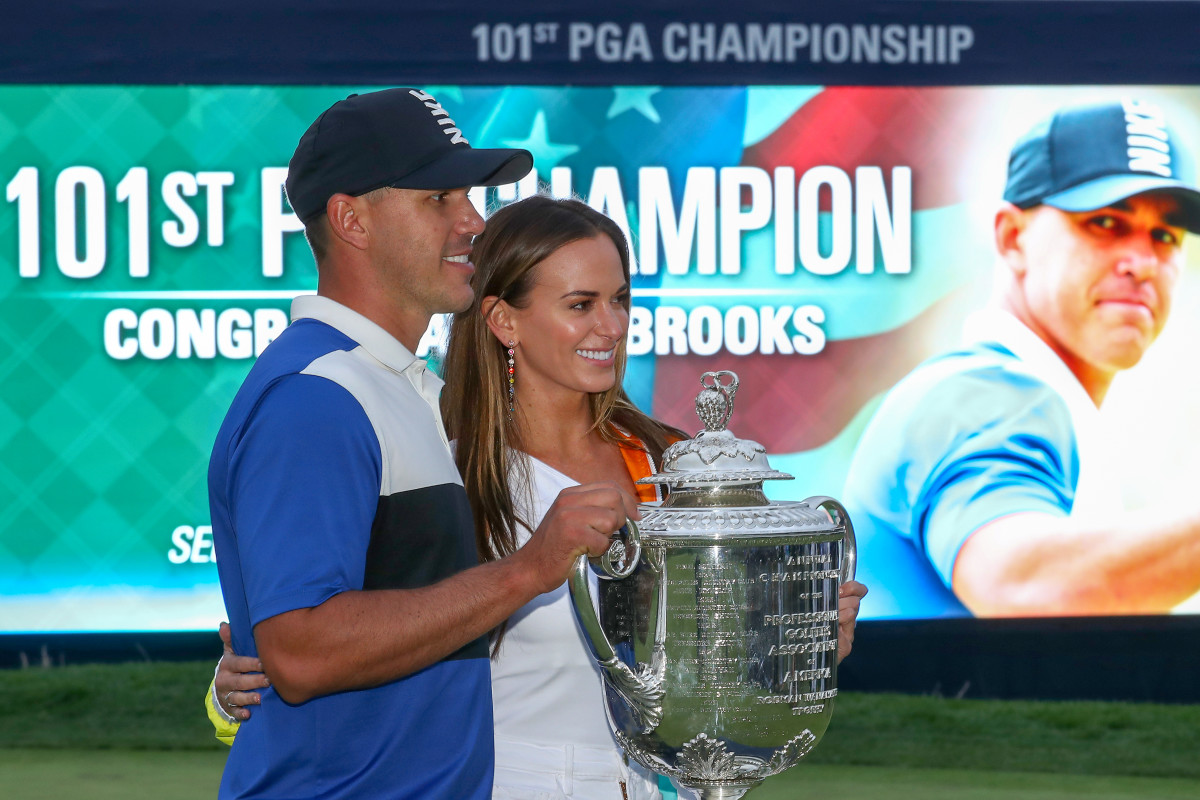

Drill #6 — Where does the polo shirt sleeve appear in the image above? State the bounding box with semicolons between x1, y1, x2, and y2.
226;373;383;627
905;364;1079;587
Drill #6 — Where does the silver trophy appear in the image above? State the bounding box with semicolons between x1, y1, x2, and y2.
570;370;857;800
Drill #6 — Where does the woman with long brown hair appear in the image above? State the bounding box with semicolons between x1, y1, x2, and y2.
206;195;867;799
441;196;685;799
443;195;681;596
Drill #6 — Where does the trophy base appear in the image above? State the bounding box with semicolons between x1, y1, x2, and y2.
674;780;761;800
620;726;822;800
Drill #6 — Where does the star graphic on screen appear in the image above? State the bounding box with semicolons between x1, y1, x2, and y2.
501;111;580;169
606;87;662;123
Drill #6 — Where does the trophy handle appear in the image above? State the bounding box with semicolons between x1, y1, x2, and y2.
804;496;857;582
588;518;642;579
568;518;664;731
568;520;641;669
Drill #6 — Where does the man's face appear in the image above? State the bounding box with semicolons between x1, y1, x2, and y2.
367;186;485;316
1015;192;1186;375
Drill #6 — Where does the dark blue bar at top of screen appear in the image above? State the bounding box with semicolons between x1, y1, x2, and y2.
4;1;1200;86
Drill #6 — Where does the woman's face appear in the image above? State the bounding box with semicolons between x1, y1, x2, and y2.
506;235;630;404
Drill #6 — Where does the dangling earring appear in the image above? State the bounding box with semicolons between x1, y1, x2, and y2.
506;340;516;418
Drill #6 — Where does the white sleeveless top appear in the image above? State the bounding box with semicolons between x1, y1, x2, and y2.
490;454;664;800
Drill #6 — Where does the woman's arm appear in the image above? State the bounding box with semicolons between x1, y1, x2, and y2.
205;621;270;745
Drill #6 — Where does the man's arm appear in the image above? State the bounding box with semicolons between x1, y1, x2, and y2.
883;360;1200;616
256;482;634;704
952;506;1200;616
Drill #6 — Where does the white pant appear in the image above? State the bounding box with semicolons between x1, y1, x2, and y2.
492;739;662;800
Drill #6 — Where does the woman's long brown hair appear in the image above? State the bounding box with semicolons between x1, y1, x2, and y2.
441;196;685;653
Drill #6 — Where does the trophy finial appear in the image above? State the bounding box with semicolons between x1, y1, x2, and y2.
643;368;791;502
696;371;738;432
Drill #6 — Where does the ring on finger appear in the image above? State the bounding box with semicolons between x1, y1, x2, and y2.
223;690;239;710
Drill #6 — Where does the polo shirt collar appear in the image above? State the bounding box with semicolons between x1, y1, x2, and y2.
290;294;425;378
962;307;1098;415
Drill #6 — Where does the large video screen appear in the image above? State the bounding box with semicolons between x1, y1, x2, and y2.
4;84;1198;630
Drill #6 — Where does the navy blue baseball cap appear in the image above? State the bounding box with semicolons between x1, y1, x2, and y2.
285;88;533;223
1003;99;1200;233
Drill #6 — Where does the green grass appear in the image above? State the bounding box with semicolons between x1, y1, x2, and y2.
758;766;1200;799
1;749;227;800
808;692;1200;779
4;660;1200;798
5;661;222;750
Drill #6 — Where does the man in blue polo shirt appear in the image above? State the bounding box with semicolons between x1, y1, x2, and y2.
208;88;639;799
844;98;1200;620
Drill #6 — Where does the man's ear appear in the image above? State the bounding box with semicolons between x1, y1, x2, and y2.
995;202;1029;277
326;193;370;251
483;296;518;345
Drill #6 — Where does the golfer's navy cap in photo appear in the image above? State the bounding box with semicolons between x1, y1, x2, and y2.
285;88;534;223
1004;98;1200;233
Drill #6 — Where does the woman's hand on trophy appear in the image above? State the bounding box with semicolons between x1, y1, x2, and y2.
836;581;868;664
216;621;269;720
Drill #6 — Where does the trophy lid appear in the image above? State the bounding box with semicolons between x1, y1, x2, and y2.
639;371;791;507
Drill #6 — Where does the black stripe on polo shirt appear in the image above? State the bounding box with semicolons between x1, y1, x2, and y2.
364;482;488;661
